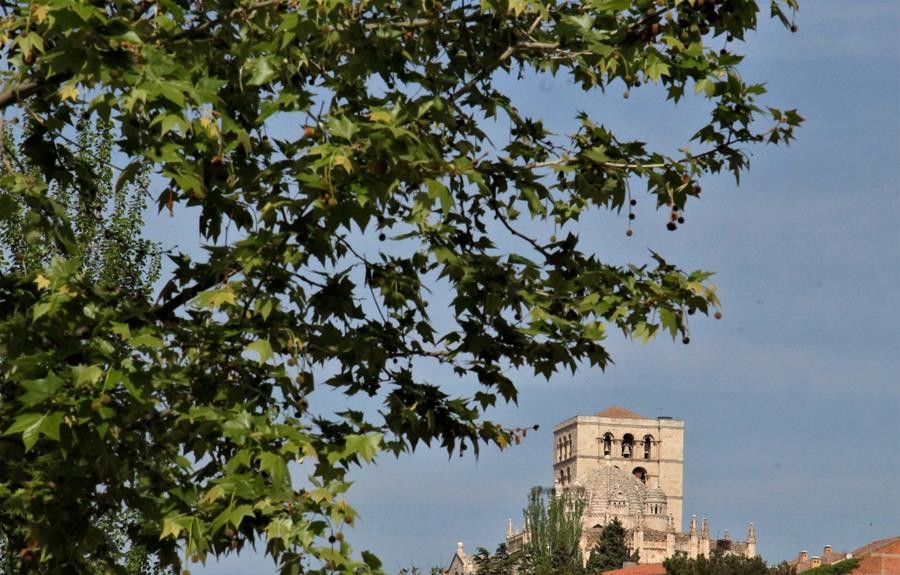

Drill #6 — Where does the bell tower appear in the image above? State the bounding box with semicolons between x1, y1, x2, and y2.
552;406;685;531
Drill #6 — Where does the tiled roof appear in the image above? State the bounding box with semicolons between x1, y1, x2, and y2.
594;406;650;420
851;536;900;575
599;564;666;575
852;535;900;558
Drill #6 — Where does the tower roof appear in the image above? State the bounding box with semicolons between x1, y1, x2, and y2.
594;406;650;420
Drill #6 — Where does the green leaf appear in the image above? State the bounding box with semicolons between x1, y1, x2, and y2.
160;516;187;540
245;57;276;86
695;78;716;97
245;340;273;364
426;179;453;216
259;452;289;487
266;516;294;541
194;286;237;309
21;373;63;406
590;0;630;12
344;433;383;463
32;300;55;321
157;113;188;136
75;365;104;387
17;32;44;55
229;505;255;528
659;308;679;339
332;154;353;174
362;551;383;570
130;332;163;348
4;412;64;451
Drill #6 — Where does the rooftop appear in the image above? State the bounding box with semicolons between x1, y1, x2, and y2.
594;406;651;420
599;563;666;575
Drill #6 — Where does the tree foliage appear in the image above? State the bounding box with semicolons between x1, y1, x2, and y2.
0;510;172;575
663;551;792;575
522;487;586;575
585;519;638;574
766;562;797;575
474;543;519;575
397;565;445;575
798;559;857;575
0;118;164;575
0;0;801;572
0;117;160;298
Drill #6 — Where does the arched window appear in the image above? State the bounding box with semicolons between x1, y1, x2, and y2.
622;434;634;458
643;435;654;459
565;467;571;484
632;466;647;484
602;433;613;456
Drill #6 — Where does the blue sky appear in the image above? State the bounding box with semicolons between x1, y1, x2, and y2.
146;1;900;572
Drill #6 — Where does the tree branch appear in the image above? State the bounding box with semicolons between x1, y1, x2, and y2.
0;78;42;110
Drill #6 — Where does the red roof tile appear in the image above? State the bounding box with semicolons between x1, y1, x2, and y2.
599;563;666;575
852;535;900;558
594;406;650;420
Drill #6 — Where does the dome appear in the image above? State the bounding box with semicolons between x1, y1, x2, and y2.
581;462;648;521
646;484;667;503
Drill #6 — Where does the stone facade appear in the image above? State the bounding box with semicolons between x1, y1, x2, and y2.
505;406;757;564
447;542;477;575
551;406;685;530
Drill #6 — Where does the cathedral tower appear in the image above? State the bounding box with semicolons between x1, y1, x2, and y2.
552;406;685;530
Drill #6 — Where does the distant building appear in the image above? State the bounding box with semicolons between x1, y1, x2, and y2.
789;536;900;574
849;536;900;575
446;542;476;575
505;406;756;564
789;545;853;572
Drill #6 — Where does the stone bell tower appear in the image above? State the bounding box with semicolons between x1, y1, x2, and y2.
552;406;685;530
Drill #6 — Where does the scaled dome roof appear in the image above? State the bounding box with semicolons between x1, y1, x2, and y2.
646;484;667;503
579;461;651;519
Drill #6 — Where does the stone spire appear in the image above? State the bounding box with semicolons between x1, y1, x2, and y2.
700;517;709;538
747;522;757;557
667;515;676;533
506;518;513;538
689;515;697;536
